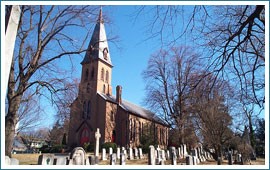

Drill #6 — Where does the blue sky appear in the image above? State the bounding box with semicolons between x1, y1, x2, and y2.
40;6;163;128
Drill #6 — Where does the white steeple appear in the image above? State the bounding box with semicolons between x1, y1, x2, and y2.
81;8;112;67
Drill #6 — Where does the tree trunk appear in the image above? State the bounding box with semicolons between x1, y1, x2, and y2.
5;95;21;157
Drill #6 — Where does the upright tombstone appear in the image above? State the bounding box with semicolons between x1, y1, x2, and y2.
109;147;113;157
161;150;166;161
228;152;233;165
148;145;155;165
117;147;121;159
102;148;107;160
38;154;55;165
110;153;117;165
166;150;170;160
186;155;193;165
10;158;19;165
120;153;126;165
138;148;143;159
134;147;138;159
69;147;86;165
217;157;222;165
129;147;134;160
95;128;101;157
5;156;11;165
171;147;177;165
183;144;187;156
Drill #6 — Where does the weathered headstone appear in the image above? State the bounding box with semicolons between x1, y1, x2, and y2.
148;145;155;165
120;153;126;165
89;156;95;165
38;154;55;165
134;147;138;159
183;144;187;156
95;128;101;157
109;147;113;156
138;148;143;159
5;156;11;165
69;147;86;165
110;153;117;165
192;156;197;165
54;156;67;165
217;157;221;165
228;152;233;165
186;155;193;165
102;148;107;160
129;147;134;160
161;150;166;161
117;147;121;159
10;158;19;165
171;147;177;165
166;150;170;160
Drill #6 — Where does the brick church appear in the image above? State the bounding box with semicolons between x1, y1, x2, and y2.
68;9;169;149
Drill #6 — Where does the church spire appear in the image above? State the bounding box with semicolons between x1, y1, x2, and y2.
81;7;112;67
97;7;104;23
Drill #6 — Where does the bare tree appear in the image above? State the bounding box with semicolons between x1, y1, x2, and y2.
142;46;202;146
190;74;234;161
5;5;100;157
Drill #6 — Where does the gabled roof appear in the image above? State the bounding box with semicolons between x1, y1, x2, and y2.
97;92;169;127
81;8;112;66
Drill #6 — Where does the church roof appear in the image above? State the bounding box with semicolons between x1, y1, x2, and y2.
81;8;112;66
97;92;169;127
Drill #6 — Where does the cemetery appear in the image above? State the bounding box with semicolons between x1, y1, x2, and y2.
8;129;265;166
4;5;266;168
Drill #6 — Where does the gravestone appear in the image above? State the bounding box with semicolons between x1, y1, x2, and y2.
5;156;10;165
166;150;170;160
236;154;242;163
95;156;99;165
171;150;177;165
109;147;113;156
228;152;233;165
148;145;155;165
183;144;187;156
186;155;193;165
129;147;134;160
110;153;117;165
134;147;138;159
120;153;126;165
38;154;55;165
161;150;166;161
95;128;101;157
10;158;19;165
89;156;95;165
54;156;68;165
138;148;143;159
217;157;221;165
69;147;86;165
117;147;121;159
102;148;107;160
192;156;197;165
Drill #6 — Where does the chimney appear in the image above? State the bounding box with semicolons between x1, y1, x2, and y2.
116;85;122;104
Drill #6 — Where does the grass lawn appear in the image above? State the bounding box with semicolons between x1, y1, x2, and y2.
11;153;265;165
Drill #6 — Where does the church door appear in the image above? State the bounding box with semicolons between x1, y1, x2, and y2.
80;128;90;145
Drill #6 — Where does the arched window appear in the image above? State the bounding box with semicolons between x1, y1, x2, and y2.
87;83;90;93
101;68;104;81
110;111;114;121
103;84;106;93
91;68;94;80
87;101;91;119
84;69;89;82
105;70;109;83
